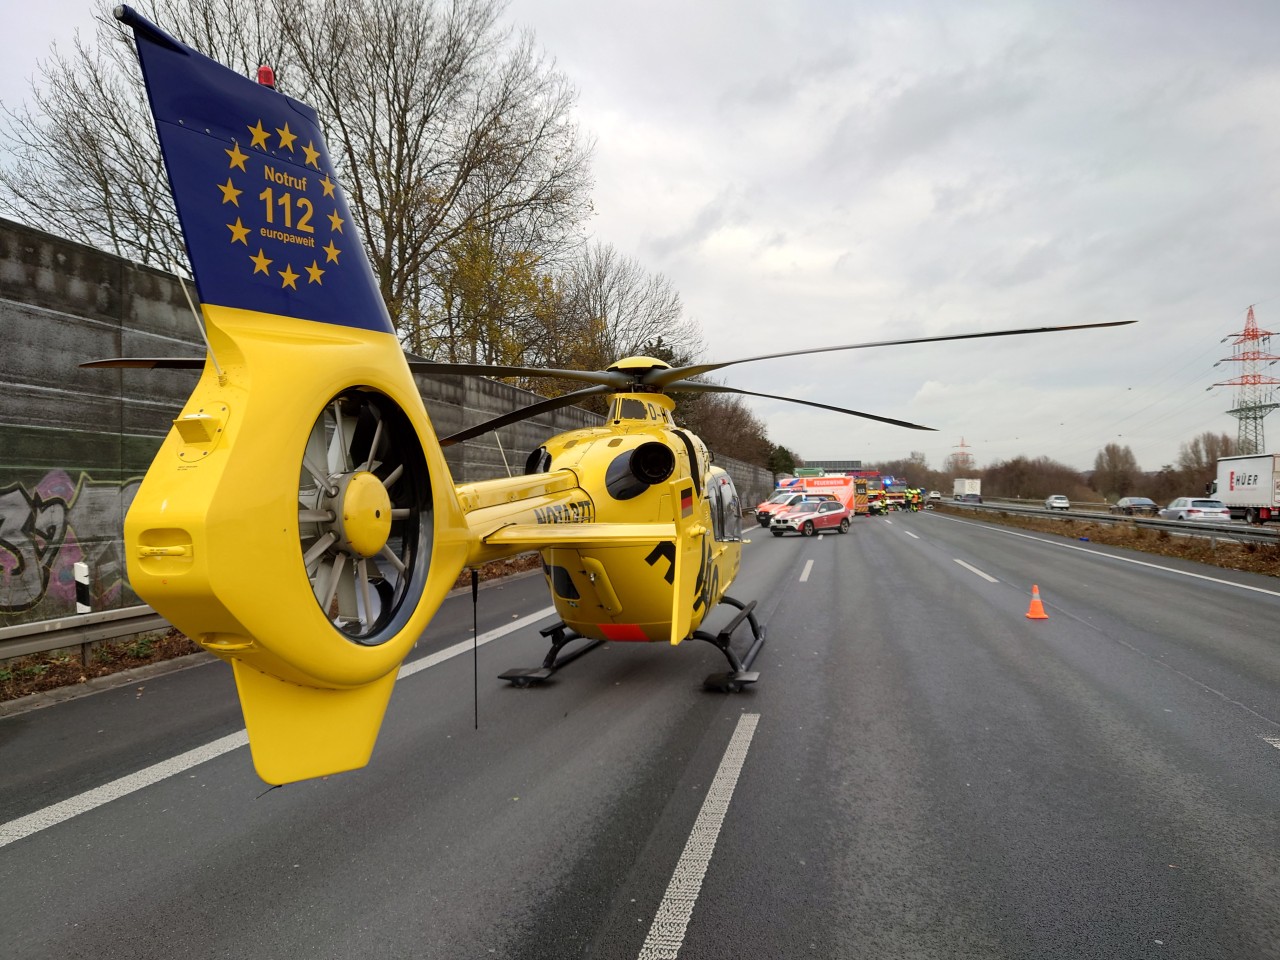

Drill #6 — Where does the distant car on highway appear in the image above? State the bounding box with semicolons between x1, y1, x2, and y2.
1110;496;1159;516
1158;497;1231;522
771;500;851;537
1044;494;1071;510
927;490;942;502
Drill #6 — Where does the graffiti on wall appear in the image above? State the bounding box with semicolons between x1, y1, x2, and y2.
0;470;141;618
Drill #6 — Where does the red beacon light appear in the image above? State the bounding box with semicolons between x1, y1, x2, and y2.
257;64;276;89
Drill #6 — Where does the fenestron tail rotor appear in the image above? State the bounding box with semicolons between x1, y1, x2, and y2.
297;389;433;643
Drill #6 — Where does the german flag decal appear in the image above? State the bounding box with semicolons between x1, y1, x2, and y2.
680;487;694;517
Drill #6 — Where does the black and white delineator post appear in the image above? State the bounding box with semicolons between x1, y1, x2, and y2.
74;562;91;614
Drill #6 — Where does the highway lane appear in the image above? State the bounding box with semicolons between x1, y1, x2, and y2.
1;515;1278;958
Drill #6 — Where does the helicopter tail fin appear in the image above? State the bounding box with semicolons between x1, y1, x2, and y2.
116;7;472;784
231;664;398;784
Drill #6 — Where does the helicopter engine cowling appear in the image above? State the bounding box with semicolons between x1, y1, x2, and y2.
605;441;676;500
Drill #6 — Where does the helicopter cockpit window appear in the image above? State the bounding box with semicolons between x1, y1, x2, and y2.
613;399;648;421
709;476;742;542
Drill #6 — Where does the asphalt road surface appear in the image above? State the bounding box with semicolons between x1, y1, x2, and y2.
2;513;1278;959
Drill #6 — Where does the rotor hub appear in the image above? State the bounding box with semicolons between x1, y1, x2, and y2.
326;470;392;558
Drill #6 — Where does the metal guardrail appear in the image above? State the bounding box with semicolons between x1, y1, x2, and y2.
950;500;1280;546
0;606;170;662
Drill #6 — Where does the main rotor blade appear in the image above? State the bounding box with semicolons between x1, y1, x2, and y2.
646;320;1135;388
438;385;615;447
665;381;936;431
404;357;628;388
80;357;205;369
81;354;630;386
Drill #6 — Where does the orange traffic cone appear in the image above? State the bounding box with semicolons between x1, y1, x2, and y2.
1025;584;1049;620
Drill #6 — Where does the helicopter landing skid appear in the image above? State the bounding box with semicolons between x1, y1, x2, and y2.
695;595;766;693
499;621;604;687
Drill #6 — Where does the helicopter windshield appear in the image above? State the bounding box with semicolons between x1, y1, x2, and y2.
612;398;649;420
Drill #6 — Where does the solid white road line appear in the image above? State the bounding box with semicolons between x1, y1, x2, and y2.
936;515;1280;599
904;530;920;540
638;713;760;960
398;607;556;679
0;606;557;848
0;731;249;848
953;558;999;583
799;560;815;583
1262;736;1280;752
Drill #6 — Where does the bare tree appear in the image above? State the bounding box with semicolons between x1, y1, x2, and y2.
0;9;182;266
983;455;1088;501
1176;431;1236;478
679;393;772;467
271;0;593;339
2;0;595;354
552;241;701;369
490;241;705;409
1092;443;1140;500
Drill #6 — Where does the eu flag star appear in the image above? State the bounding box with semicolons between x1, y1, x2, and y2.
322;240;341;264
226;143;249;171
306;261;325;284
279;264;300;289
248;119;271;150
227;217;250;244
250;249;273;275
276;122;297;152
302;141;321;169
327;210;344;233
218;178;242;205
319;174;336;198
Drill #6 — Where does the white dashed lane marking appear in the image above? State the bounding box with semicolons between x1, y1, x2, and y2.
954;559;999;583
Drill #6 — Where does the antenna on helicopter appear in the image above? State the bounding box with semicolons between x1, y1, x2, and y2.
170;258;225;384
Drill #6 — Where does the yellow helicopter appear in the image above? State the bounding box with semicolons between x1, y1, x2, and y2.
95;8;1130;785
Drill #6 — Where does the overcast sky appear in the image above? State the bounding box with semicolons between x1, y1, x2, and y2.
6;1;1279;473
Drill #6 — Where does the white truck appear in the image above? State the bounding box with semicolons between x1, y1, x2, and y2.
1209;453;1280;524
952;478;982;501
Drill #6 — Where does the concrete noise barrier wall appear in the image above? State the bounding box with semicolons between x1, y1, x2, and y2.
0;218;771;628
